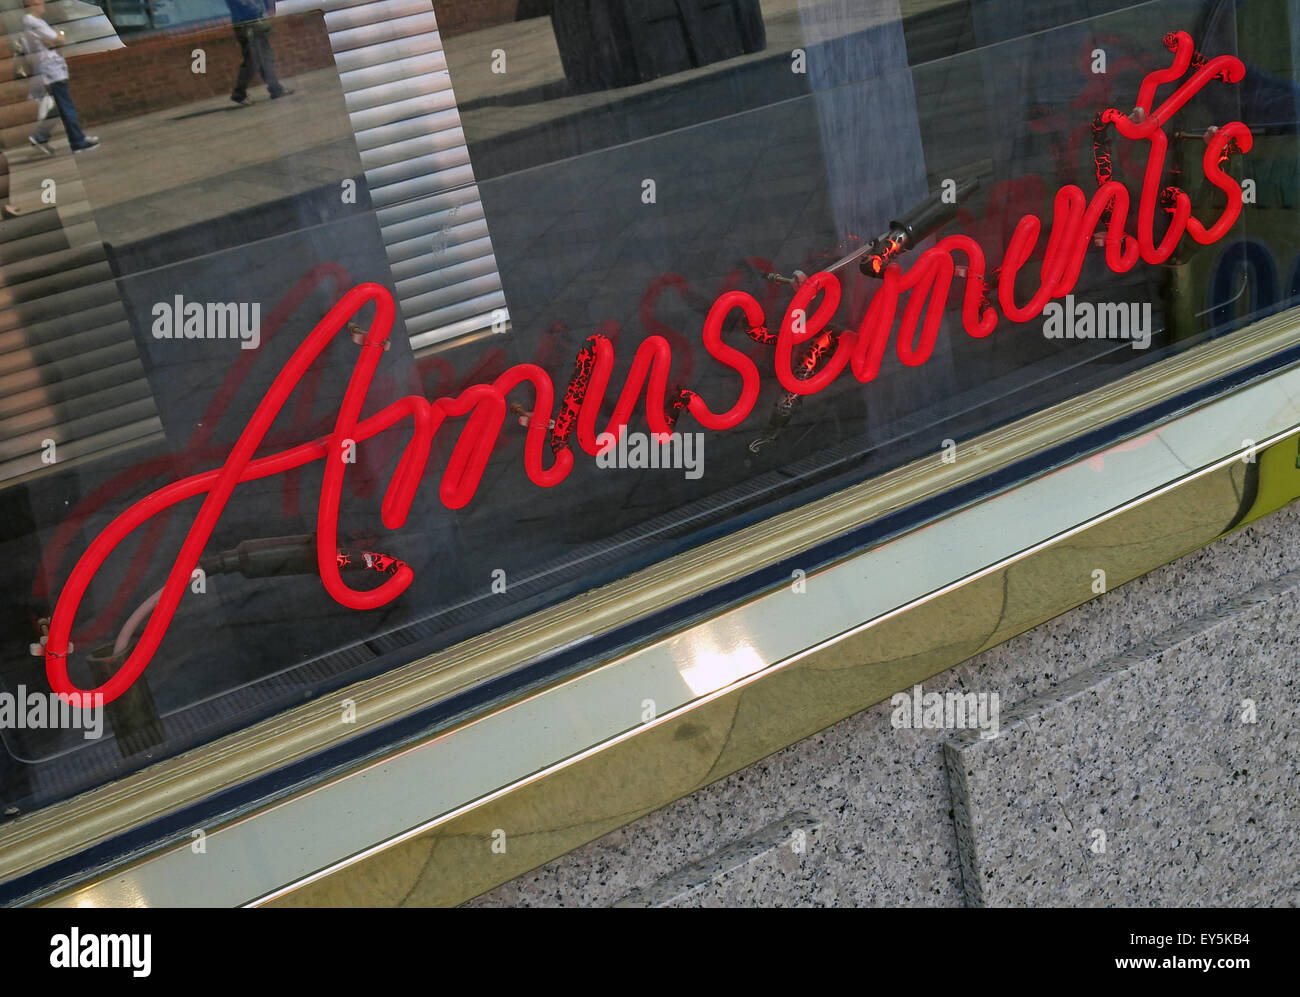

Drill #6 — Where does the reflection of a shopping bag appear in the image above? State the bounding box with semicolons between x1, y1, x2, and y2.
25;68;53;121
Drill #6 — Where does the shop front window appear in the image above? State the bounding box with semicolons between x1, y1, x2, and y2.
1;0;1296;866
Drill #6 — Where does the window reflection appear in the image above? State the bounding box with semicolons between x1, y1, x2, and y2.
0;0;1297;834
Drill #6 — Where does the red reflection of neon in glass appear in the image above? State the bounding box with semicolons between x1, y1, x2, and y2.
46;32;1252;705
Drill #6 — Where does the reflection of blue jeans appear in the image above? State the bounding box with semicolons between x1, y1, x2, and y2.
232;23;285;99
34;80;87;149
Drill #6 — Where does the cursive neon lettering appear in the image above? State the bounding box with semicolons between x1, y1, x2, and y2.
44;32;1251;704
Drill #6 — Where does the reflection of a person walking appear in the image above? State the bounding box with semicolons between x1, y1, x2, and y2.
227;0;294;106
23;0;99;153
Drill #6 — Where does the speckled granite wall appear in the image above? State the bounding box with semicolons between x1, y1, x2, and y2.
466;501;1300;907
947;570;1300;907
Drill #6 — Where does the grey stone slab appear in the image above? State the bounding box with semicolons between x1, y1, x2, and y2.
946;569;1300;907
613;812;824;907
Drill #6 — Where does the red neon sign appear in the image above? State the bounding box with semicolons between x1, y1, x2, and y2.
44;32;1251;705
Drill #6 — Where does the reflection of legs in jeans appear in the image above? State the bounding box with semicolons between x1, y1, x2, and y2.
254;28;285;96
47;80;88;150
232;23;287;100
232;24;256;100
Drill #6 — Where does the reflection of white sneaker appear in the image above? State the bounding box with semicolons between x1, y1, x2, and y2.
29;135;53;155
73;137;100;152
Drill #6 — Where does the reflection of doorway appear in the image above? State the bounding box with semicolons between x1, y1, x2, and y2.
98;0;161;31
552;0;767;91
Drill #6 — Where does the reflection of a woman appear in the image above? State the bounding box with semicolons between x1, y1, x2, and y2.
1;27;32;217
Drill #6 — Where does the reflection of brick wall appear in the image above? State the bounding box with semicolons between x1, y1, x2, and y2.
65;12;336;125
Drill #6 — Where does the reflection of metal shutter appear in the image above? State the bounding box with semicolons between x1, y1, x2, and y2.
0;206;160;483
0;5;157;485
280;0;509;350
